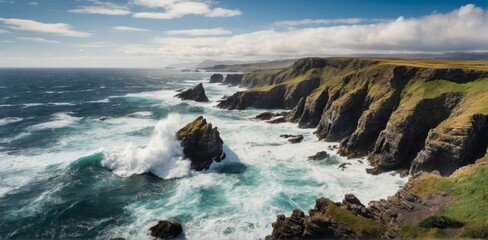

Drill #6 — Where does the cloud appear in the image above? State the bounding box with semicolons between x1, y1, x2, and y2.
132;0;241;19
69;0;130;15
0;29;9;33
0;18;90;37
18;37;60;44
165;28;232;36
112;26;150;32
29;2;38;6
121;4;488;60
74;41;110;48
273;18;387;27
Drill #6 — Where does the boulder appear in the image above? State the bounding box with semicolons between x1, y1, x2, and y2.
308;151;329;160
280;134;304;143
209;74;224;83
149;220;183;239
174;83;209;102
176;116;224;171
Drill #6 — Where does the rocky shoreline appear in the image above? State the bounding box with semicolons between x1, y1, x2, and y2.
146;57;488;239
208;57;488;239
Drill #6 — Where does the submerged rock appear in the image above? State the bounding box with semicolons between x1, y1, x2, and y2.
308;151;330;160
174;83;209;102
209;73;224;83
176;116;224;171
280;134;304;143
149;220;183;239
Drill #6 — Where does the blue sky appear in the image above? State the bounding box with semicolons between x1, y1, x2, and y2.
0;0;488;67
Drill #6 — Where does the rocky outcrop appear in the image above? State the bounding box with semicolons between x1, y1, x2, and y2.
268;189;450;239
149;220;183;239
315;86;368;141
209;73;224;83
368;93;462;174
280;134;304;143
410;114;488;176
222;74;243;86
174;83;209;102
176;116;225;171
217;77;320;110
308;151;329;160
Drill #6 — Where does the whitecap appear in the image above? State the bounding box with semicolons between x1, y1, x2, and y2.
29;113;81;130
0;117;23;126
102;114;191;179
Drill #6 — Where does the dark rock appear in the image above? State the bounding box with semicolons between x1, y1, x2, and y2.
268;209;306;239
267;117;286;124
279;134;304;143
149;220;183;239
99;117;110;121
209;74;224;83
308;151;330;160
410;113;488;176
255;112;275;120
288;135;304;144
174;83;209;102
222;74;243;86
368;93;462;174
176;116;224;171
338;162;351;170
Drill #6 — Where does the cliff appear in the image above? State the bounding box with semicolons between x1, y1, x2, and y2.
219;57;488;176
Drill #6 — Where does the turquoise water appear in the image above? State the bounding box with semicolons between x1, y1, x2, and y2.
0;69;406;239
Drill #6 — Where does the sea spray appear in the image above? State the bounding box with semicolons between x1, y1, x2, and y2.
102;114;191;179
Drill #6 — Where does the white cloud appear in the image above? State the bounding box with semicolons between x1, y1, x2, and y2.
272;18;387;27
165;28;231;36
0;29;10;33
112;26;150;32
74;41;110;48
29;2;38;6
0;18;90;37
18;37;60;44
123;4;488;60
132;0;241;19
69;1;130;15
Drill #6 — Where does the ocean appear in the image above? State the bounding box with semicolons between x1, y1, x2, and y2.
0;68;406;239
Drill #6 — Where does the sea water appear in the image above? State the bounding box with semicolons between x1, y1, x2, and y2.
0;68;406;239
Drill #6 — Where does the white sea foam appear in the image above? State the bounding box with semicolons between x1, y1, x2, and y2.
0;117;23;126
87;98;111;103
29;113;81;130
129;111;152;117
102;114;191;179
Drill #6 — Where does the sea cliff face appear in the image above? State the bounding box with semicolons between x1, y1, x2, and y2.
218;57;488;176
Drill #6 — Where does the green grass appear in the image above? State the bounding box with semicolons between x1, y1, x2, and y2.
399;226;447;239
316;199;386;236
407;158;488;238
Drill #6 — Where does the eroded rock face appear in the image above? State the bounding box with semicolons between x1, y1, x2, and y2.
410;114;488;176
222;74;243;86
176;116;224;171
368;93;462;174
149;220;183;239
174;83;209;102
209;73;224;83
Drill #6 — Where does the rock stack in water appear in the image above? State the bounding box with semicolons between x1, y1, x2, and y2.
176;116;225;171
174;83;209;102
149;220;183;239
222;74;243;86
209;73;224;83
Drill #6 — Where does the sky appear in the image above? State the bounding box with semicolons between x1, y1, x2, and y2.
0;0;488;67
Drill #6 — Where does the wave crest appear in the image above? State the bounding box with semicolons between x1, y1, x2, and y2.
102;114;191;179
